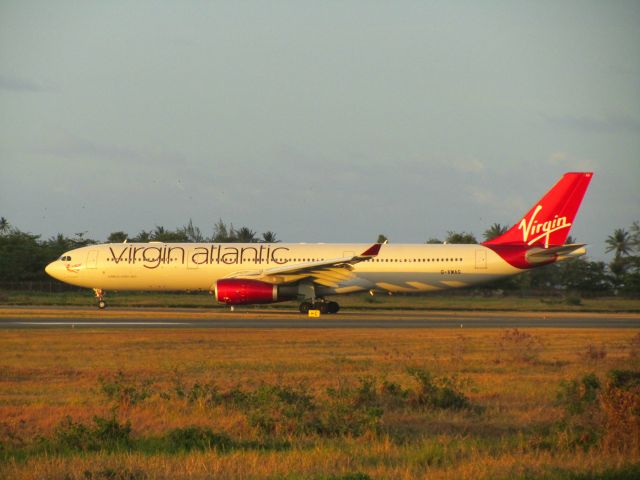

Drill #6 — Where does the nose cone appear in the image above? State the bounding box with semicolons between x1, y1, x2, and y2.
45;261;61;280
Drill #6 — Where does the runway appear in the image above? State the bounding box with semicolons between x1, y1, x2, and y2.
0;306;639;329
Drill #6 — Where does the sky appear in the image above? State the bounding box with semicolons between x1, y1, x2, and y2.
1;1;638;261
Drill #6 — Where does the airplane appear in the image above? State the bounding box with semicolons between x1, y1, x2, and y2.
45;172;593;313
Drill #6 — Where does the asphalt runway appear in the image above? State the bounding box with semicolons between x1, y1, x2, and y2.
0;306;639;329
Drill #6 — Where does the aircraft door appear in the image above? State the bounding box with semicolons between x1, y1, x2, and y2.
475;249;487;269
86;250;98;269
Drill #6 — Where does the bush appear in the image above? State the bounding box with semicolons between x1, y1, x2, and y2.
319;383;383;437
555;370;640;454
247;384;319;436
164;426;233;452
54;417;96;452
565;294;583;306
322;474;372;480
601;369;640;454
629;333;640;359
99;371;154;407
82;468;147;480
557;373;601;415
406;367;470;410
607;370;640;390
581;344;607;362
54;414;132;452
497;329;545;364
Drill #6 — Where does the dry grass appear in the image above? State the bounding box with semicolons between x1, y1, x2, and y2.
1;327;639;479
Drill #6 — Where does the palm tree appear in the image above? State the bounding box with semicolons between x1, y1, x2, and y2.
107;231;129;243
0;217;9;235
483;223;509;242
261;231;279;243
445;231;477;244
212;219;231;242
630;221;640;252
153;226;166;240
236;227;257;243
605;228;632;259
182;219;204;242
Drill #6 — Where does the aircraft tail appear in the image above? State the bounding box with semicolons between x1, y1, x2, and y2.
483;172;593;248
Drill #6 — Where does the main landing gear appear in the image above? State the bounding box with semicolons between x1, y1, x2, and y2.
297;282;339;314
299;300;340;314
93;288;106;309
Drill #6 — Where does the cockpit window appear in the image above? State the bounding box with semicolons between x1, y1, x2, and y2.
60;256;72;261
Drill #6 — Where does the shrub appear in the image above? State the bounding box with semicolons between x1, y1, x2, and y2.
54;414;132;452
164;426;233;452
497;328;545;364
581;343;607;362
557;373;601;415
629;333;640;359
99;371;154;408
406;367;470;410
607;370;640;390
600;369;640;454
555;370;640;454
225;383;320;436
92;414;133;450
54;416;96;452
82;468;147;480
320;383;383;437
379;379;410;408
322;474;372;480
565;294;583;306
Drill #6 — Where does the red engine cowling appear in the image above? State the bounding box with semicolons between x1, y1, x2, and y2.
214;279;279;305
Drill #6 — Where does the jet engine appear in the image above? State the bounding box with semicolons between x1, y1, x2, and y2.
214;279;297;305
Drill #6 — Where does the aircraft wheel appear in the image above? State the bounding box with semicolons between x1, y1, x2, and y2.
327;301;340;314
318;303;329;314
98;300;107;309
299;302;312;314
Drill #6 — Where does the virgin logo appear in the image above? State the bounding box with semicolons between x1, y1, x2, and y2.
518;205;571;248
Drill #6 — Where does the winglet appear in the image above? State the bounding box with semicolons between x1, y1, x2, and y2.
359;243;382;258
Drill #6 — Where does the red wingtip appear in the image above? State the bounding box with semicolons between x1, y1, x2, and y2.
360;243;382;257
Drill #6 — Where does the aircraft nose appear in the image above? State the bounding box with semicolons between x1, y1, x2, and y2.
45;261;60;279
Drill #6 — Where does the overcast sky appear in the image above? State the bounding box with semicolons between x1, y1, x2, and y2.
1;1;638;260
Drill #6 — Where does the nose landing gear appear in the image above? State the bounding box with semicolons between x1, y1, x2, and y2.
93;288;106;309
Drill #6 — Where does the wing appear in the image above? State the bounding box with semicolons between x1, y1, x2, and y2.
224;243;382;288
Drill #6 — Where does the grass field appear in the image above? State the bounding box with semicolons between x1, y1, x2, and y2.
1;325;639;479
2;289;640;312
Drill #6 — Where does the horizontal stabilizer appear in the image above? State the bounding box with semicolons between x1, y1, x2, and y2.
525;244;586;263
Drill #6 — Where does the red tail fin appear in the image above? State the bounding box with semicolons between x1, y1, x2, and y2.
483;172;593;247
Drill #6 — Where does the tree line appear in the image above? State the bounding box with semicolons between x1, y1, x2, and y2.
0;216;638;296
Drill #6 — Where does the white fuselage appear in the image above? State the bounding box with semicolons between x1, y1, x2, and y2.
46;242;520;295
